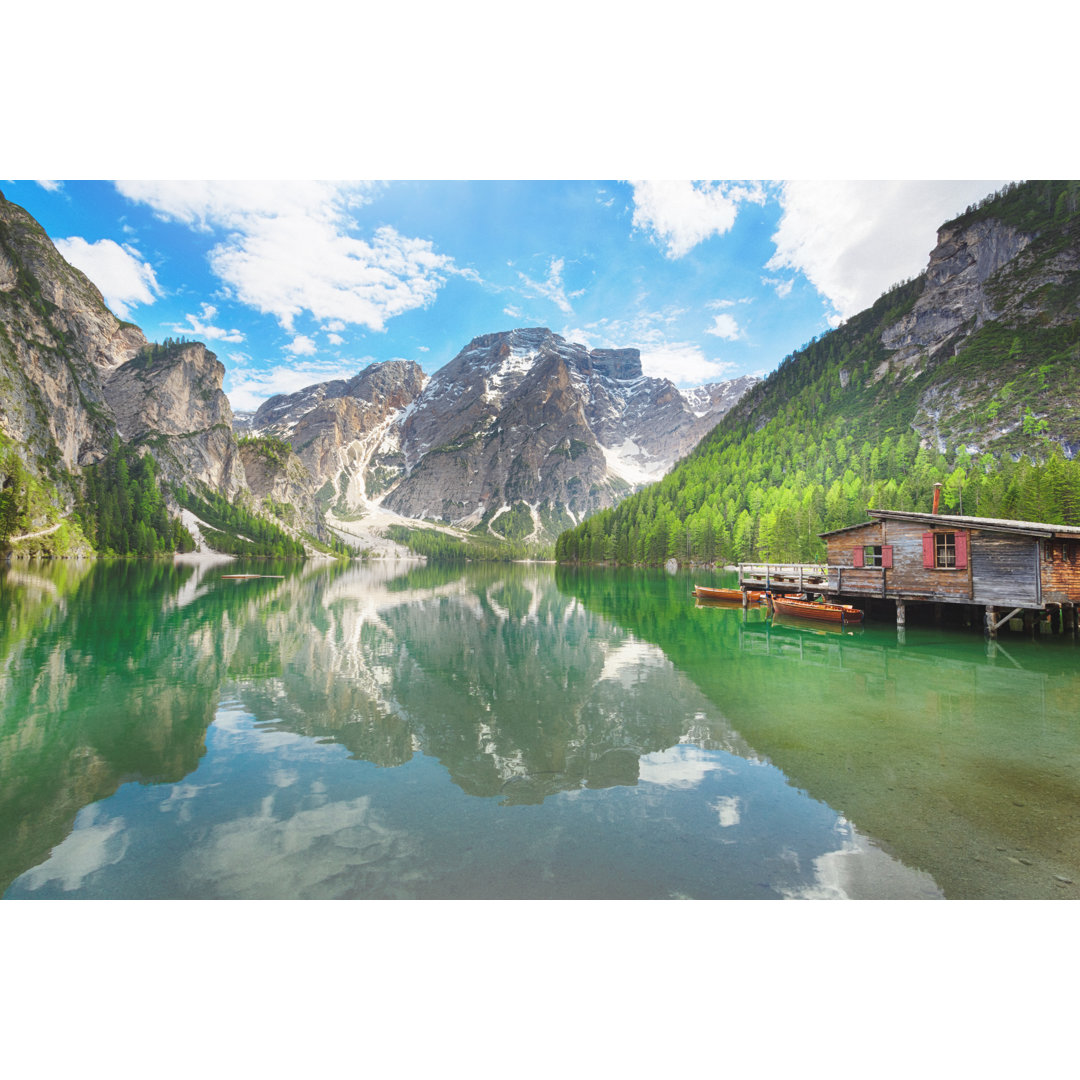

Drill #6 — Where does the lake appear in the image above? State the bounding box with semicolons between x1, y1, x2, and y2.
2;558;1078;899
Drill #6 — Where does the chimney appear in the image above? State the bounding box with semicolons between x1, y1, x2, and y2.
932;482;942;515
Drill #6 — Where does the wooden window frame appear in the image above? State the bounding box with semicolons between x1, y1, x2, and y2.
935;532;956;569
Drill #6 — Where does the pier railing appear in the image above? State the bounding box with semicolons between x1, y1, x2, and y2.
738;563;888;596
738;563;830;592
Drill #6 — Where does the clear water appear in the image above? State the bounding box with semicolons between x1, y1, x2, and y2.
2;559;1078;899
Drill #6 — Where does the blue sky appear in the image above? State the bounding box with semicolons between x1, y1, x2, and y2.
3;179;1007;412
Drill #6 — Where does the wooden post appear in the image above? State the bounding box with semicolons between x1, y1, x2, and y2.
1023;609;1035;636
985;605;997;638
896;598;906;628
742;588;748;608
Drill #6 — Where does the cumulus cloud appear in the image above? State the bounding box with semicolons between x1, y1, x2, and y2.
225;354;370;412
326;332;344;346
168;302;245;343
53;236;160;319
705;312;741;340
114;181;458;333
640;343;738;386
631;180;765;258
767;180;1007;323
36;179;63;192
284;334;317;355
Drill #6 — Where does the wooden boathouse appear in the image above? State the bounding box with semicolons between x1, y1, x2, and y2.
740;501;1080;636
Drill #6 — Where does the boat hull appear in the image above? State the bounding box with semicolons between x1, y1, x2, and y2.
771;596;863;624
693;586;764;603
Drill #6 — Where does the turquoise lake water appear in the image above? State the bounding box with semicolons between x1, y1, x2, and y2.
2;559;1078;899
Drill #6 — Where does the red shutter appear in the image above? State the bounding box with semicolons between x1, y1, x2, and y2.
853;546;864;567
881;545;893;569
955;532;968;569
922;532;935;568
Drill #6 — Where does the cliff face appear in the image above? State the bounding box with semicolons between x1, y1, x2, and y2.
881;219;1033;369
874;197;1080;456
0;192;318;552
0;193;146;478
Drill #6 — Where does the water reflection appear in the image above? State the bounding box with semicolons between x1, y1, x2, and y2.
558;566;1080;900
11;559;1069;897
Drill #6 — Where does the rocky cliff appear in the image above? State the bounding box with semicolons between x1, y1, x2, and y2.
0;191;329;554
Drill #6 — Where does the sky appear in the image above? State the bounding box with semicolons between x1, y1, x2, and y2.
2;179;1007;412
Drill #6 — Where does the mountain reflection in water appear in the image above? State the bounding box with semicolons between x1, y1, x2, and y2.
6;560;1075;898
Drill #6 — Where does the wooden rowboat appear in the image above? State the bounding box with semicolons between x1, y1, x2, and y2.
693;585;765;602
771;594;863;624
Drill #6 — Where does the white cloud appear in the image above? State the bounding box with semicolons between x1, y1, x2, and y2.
517;257;583;315
640;343;738;386
285;334;317;355
168;302;245;343
503;304;524;320
705;313;741;340
762;276;794;299
767;180;1007;322
225;354;370;412
631;180;765;258
326;332;344;346
114;181;458;333
36;179;62;192
53;236;160;319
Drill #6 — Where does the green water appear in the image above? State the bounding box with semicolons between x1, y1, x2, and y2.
2;558;1078;899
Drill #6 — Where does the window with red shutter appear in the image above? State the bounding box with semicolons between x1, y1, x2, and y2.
922;532;935;568
881;545;893;569
853;546;864;567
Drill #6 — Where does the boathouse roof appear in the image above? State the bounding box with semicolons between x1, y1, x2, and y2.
820;509;1080;540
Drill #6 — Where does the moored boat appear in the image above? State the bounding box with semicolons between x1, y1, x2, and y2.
693;585;765;603
770;594;863;624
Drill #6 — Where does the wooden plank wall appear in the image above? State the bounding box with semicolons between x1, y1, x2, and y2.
1041;540;1080;603
970;533;1039;605
881;520;971;601
825;524;882;595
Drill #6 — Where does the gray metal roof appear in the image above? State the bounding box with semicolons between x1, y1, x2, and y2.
820;509;1080;540
818;520;878;538
868;509;1080;538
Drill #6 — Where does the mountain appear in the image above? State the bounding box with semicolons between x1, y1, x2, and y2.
249;327;757;541
557;180;1080;566
0;191;332;557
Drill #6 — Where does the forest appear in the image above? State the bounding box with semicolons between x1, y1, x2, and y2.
75;438;196;556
